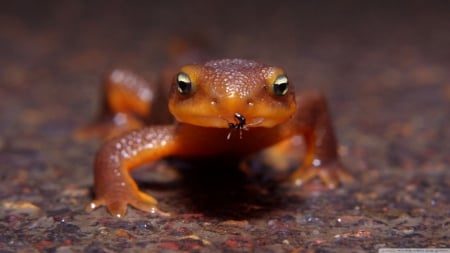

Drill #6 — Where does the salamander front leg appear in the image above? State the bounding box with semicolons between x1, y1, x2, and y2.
290;91;352;189
86;126;176;217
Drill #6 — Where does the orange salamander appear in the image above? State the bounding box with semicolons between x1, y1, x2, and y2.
85;58;352;217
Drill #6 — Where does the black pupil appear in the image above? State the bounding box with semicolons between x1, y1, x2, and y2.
274;81;288;95
178;81;191;93
177;75;192;94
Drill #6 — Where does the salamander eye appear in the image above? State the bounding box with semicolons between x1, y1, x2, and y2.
176;72;193;94
272;74;289;96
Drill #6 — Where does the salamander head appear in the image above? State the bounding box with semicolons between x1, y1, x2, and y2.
168;59;296;128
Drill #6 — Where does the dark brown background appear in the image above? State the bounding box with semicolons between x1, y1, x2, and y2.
1;1;449;252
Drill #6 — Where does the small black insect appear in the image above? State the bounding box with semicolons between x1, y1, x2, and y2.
227;113;248;140
228;113;246;130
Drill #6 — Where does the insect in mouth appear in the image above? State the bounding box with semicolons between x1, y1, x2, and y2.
227;113;248;140
228;113;247;130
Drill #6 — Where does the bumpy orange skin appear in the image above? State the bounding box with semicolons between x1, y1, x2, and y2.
86;59;351;217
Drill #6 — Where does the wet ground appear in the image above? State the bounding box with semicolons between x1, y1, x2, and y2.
0;1;449;252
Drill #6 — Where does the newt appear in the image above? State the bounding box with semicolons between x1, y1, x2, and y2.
84;58;352;217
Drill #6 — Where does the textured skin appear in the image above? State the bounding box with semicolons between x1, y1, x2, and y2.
203;59;270;99
86;59;352;217
169;59;296;128
105;69;154;117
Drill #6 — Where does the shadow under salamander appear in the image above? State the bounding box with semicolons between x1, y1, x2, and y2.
138;156;301;219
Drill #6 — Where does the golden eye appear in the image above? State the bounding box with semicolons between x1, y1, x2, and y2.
272;74;289;96
176;72;193;94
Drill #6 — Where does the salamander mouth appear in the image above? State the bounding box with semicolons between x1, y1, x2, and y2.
223;113;264;140
171;109;283;130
